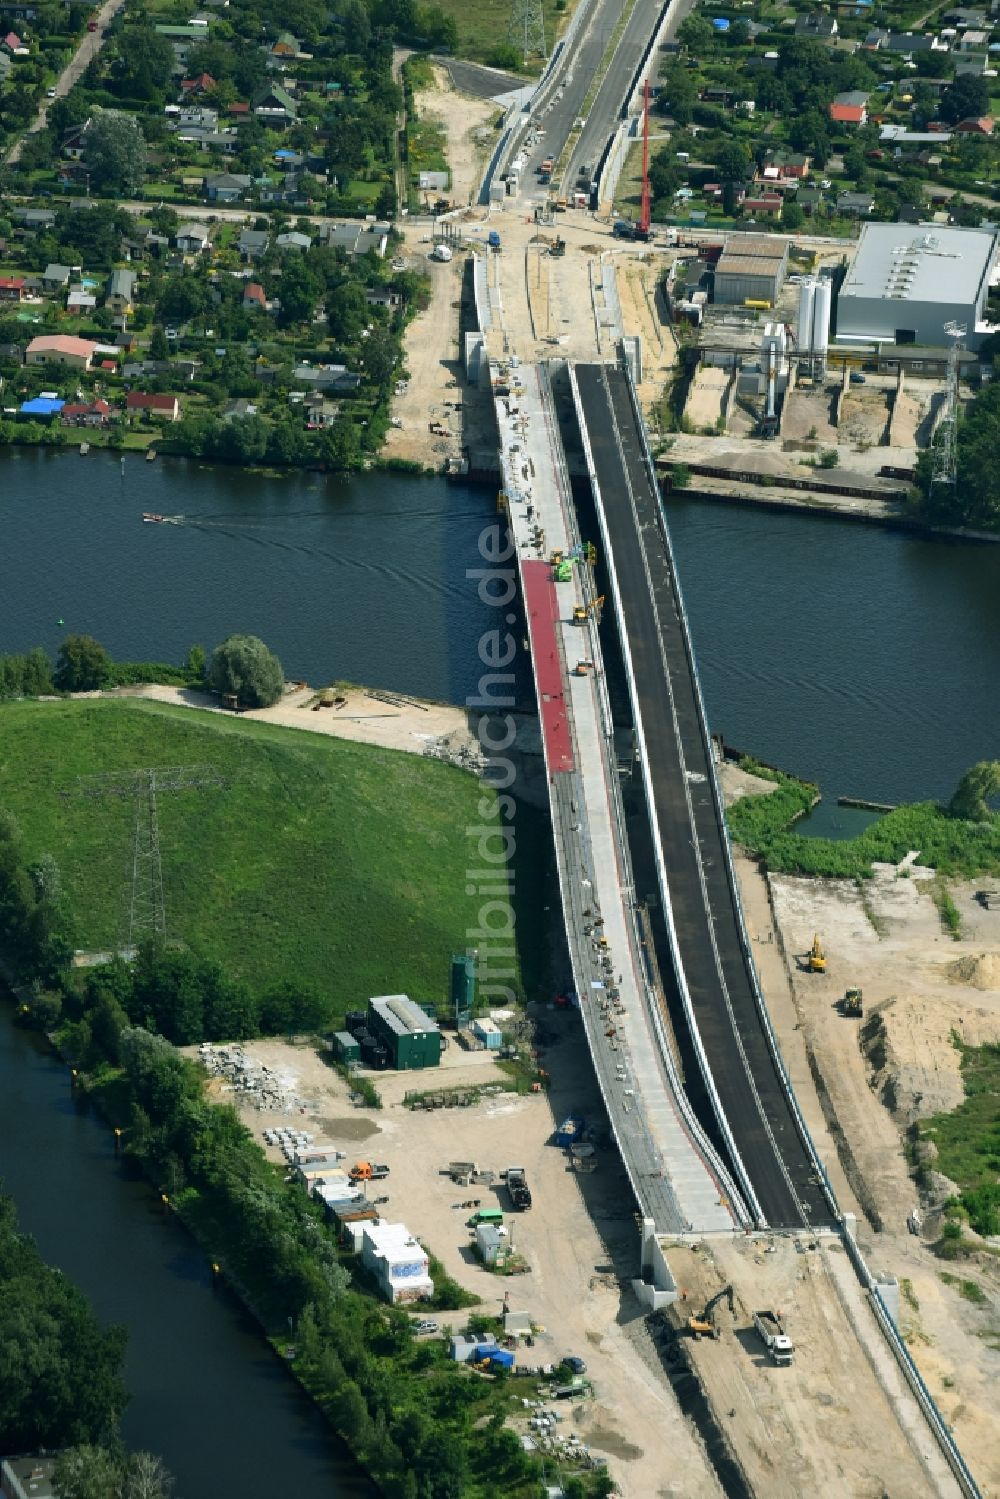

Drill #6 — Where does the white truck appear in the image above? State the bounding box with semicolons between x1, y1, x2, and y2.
753;1310;794;1366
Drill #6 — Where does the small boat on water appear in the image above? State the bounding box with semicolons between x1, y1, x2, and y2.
146;449;156;462
79;442;89;455
142;512;166;523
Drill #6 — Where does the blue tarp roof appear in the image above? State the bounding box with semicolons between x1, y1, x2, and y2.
21;396;64;415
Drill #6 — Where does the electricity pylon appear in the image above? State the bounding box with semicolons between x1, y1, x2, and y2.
507;0;546;65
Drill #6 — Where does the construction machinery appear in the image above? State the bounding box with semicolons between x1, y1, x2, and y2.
572;595;605;625
843;987;863;1017
686;1284;734;1340
753;1309;794;1365
807;933;826;973
549;236;566;258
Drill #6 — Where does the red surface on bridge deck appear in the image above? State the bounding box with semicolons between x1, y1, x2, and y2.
522;560;574;774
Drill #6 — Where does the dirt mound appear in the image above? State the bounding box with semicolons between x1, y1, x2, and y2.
947;953;1000;990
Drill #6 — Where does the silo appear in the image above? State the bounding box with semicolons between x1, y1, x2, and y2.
811;278;832;364
797;279;816;358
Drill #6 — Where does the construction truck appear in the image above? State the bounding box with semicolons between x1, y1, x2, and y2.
686;1284;734;1340
572;595;605;625
549;236;566;257
843;987;863;1017
753;1309;793;1365
506;1166;532;1211
807;933;826;973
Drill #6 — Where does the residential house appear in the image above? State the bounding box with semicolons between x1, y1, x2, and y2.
742;193;783;217
179;125;239;152
26;334;96;368
365;287;402;309
221;397;259;420
13;207;55;230
66;286;97;313
794;13;838;38
794;184;827;214
0;51;11;81
954;53;989;72
273;147;305;170
2;30;28;54
114;331;138;353
175;222;211;253
835;0;872;15
20;397;64;419
955;114;994;132
237;227;269;259
942;5;987;22
884;31;948;53
204;171;252;202
105;268;137;315
251;82;297;124
292;363;360;391
0;276;25;301
763;149;811;179
126;392;181;422
701;85;733;106
880;123;954;144
228;101;250;119
303;394;341;427
178;104;218;129
276;230;312;251
61;120;90;158
42;263;73;291
145;231;171;257
180;71;216;94
242;281;268;310
320;221;389;257
957;26;989;45
830;90;869;124
837;189;876;215
270;30;299;56
60;399;111;427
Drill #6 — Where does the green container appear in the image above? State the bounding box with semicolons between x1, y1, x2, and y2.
451;953;476;1026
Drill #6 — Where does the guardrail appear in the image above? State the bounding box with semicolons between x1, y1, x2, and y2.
570;363;759;1228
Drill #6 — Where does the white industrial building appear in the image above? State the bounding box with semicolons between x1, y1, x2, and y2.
837;223;998;350
361;1221;434;1304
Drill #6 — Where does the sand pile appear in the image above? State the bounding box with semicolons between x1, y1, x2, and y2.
947;953;1000;990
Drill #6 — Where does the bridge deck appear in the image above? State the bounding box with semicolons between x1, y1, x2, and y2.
495;362;734;1236
574;363;832;1230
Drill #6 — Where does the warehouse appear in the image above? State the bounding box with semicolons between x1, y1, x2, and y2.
367;993;442;1070
837;223;998;350
713;235;789;307
361;1221;434;1303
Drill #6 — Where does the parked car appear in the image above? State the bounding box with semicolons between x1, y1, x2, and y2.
850;371;866;385
415;1320;439;1335
562;1355;587;1375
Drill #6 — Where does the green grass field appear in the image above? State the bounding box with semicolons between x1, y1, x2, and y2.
0;699;548;1014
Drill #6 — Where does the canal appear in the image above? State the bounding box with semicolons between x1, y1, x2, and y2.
0;1012;373;1496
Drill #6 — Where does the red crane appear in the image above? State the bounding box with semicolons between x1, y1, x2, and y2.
638;78;652;240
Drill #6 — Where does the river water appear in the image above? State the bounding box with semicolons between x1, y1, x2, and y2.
2;449;998;1488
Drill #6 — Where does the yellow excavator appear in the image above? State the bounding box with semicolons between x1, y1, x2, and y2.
807;933;826;973
572;595;605;625
687;1284;735;1340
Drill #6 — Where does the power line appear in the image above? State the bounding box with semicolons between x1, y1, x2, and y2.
507;0;546;66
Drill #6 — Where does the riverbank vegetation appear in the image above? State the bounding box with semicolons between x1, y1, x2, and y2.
0;696;543;1012
0;1191;128;1452
728;757;1000;879
914;384;1000;532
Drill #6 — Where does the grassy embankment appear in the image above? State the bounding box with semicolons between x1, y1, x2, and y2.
918;1040;1000;1243
0;698;549;1012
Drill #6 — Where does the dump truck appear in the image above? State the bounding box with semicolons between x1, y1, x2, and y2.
843;987;863;1017
753;1309;793;1365
507;1167;532;1211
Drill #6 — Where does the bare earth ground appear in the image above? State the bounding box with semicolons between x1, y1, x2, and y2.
195;1026;725;1499
413;66;499;207
684;368;729;432
111;682;479;761
380;249;467;470
839;384;891;448
718;763;1000;1490
780;383;840;443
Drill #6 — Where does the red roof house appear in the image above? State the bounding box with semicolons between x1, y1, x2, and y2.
61;399;111;426
2;31;23;51
180;73;216;95
830;101;867;124
242;281;267;309
955;116;994;134
0;276;25;301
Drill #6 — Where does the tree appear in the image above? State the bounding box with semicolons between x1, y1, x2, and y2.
781;201;805;231
53;1447;122;1499
715;141;752;183
149;325;169;360
110;26;173;101
677;13;713;51
948;761;1000;821
55;634;113;692
276;258;320;327
207;634;284;708
22;645;53;695
84;109;147;195
939;73;989;125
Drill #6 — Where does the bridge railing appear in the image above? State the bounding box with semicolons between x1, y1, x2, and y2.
570;362;760;1228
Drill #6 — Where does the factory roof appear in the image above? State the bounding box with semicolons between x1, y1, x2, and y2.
722;233;789;261
715;254;784;278
841;222;998;305
370;994;439;1037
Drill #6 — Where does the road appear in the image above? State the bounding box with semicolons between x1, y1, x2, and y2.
6;0;126;165
574;362;832;1230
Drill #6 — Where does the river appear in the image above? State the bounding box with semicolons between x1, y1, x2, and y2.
2;449;998;1486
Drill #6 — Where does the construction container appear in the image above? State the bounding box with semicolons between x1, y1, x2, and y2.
486;1348;515;1370
368;994;442;1070
471;1017;503;1051
332;1030;360;1065
554;1116;585;1148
